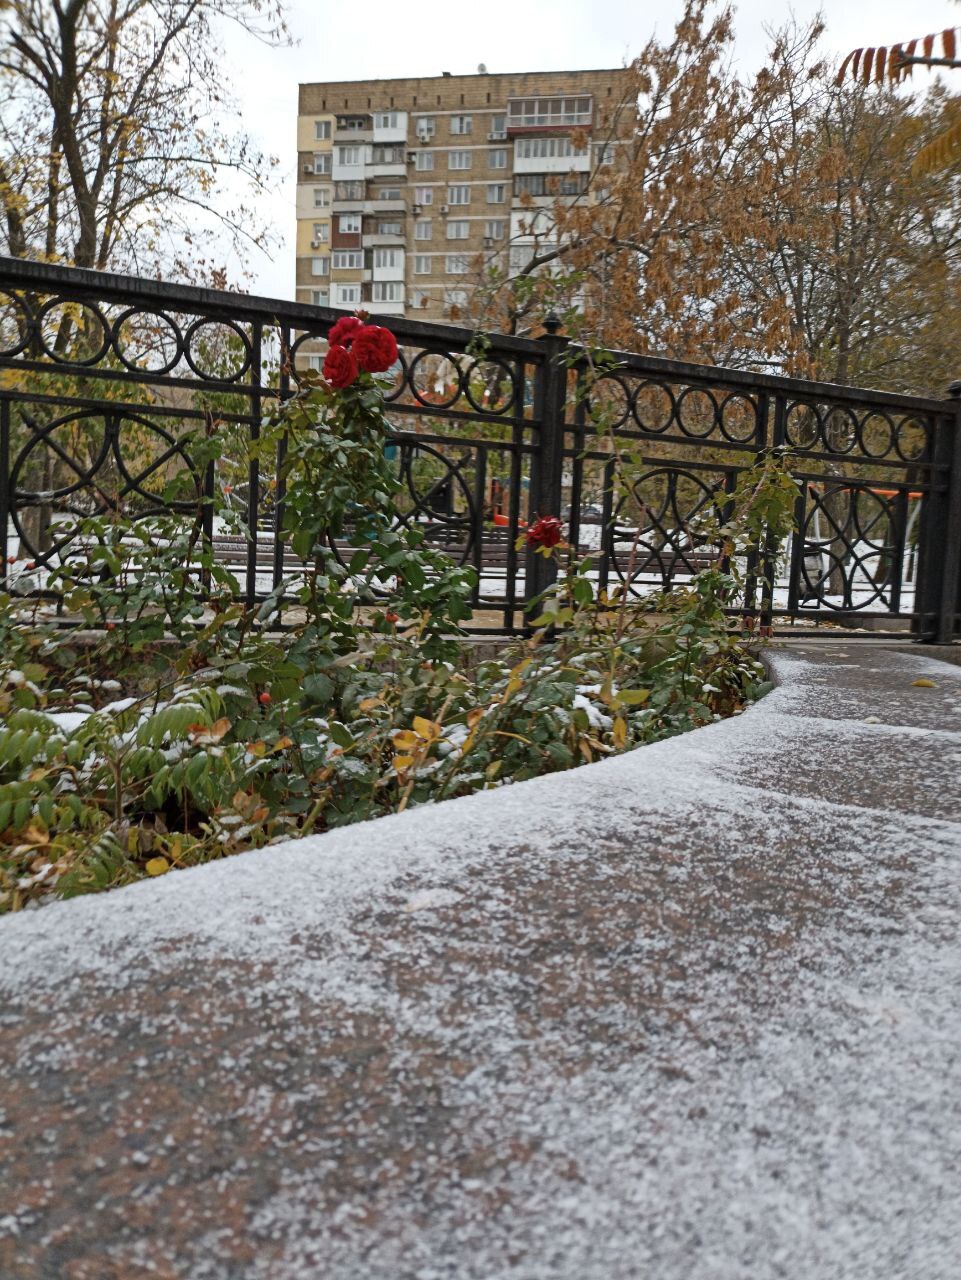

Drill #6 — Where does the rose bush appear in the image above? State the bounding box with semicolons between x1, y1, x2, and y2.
0;319;779;913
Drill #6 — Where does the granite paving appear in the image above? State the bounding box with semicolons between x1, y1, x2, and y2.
1;646;960;1279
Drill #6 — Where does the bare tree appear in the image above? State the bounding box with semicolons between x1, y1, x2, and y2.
0;0;288;279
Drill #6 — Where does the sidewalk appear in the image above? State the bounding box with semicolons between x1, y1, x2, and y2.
1;645;960;1279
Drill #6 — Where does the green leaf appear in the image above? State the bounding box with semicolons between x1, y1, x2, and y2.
303;673;334;706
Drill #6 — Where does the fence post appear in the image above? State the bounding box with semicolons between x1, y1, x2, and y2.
916;381;961;642
525;314;569;610
0;397;8;586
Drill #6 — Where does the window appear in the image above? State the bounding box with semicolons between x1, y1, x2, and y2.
377;220;402;235
337;115;368;132
310;257;329;277
410;288;429;309
489;114;506;139
446;220;469;240
488;148;508;169
332;250;362;269
444;288;469;309
377;187;401;200
515;136;588;159
513;172;587;197
339;213;361;233
447;185;470;205
314;120;332;141
414;151;434;171
313;187;330;208
484;219;505;239
372;144;404;164
374;111;399;129
335;181;363;200
595;143;615;166
450;115;472;135
415;115;436;139
312;152;332;175
334;283;361;305
337;145;362;165
371;281;403;302
507;95;592;128
310;288;329;305
510;245;536;271
415;219;432;240
448;150;471;170
373;248;401;268
445;254;469;274
414;255;432;274
312;222;329;242
415;186;434;205
487;184;506;204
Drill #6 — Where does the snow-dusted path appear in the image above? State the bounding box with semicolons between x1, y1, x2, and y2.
2;646;961;1279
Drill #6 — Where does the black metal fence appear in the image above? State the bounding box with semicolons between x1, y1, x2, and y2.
1;254;959;640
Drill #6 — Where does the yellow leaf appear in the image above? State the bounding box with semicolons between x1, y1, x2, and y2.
393;754;415;771
393;729;419;750
412;715;440;740
359;696;385;712
613;715;627;749
189;716;231;744
911;678;936;688
248;740;267;757
145;856;170;877
618;688;650;706
466;708;484;728
485;759;501;779
273;736;294;751
578;739;593;763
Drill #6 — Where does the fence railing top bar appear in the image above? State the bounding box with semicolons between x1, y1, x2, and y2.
572;342;953;417
0;256;547;360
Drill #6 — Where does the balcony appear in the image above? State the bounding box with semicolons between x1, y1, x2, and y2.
363;299;406;316
363;198;406;214
367;162;407;179
363;231;406;247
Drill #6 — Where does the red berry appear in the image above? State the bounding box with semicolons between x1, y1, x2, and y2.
105;622;117;631
25;561;35;570
258;691;271;705
385;610;399;624
224;484;233;494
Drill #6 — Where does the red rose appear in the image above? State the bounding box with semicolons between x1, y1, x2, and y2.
352;325;398;373
526;515;564;548
328;316;364;348
323;343;358;389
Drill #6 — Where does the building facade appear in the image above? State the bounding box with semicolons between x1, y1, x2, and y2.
295;68;633;322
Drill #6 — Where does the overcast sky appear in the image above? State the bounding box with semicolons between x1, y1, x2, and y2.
220;0;959;299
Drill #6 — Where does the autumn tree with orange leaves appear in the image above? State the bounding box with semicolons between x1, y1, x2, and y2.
468;1;961;400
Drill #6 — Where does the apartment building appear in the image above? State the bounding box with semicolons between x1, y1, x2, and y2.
295;67;633;322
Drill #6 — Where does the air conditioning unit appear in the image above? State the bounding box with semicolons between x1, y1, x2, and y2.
416;129;432;143
483;236;495;248
411;203;422;215
302;163;314;174
440;204;449;214
310;239;322;249
488;131;507;141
